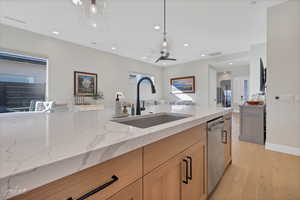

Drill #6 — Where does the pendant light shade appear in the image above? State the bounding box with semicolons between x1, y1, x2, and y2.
72;0;108;30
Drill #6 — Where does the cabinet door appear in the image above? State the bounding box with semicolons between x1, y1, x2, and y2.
224;115;232;167
182;142;207;200
107;179;142;200
143;153;184;200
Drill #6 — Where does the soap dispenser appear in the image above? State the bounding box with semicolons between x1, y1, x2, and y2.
115;94;122;116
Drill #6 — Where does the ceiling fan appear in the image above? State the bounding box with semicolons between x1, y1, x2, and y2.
155;0;177;63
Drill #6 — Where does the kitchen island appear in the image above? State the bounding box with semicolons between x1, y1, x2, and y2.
0;105;232;200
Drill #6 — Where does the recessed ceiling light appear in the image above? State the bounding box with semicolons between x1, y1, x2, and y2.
183;43;189;47
111;46;117;50
153;25;161;30
201;54;206;57
92;23;97;28
229;62;233;65
52;31;59;35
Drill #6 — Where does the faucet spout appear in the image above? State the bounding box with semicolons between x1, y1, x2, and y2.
136;77;156;115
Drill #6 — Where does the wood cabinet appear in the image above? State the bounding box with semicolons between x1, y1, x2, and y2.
143;151;183;200
9;122;211;200
107;179;142;200
182;142;207;200
224;114;232;168
143;125;204;174
144;125;207;200
10;149;143;200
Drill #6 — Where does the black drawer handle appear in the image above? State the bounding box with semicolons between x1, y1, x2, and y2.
182;159;189;184
67;175;119;200
187;156;193;180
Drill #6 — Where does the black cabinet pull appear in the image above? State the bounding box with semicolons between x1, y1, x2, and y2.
66;175;119;200
182;159;189;184
187;156;193;180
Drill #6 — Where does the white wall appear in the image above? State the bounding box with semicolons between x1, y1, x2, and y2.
162;60;210;106
208;66;217;106
266;0;300;155
249;43;266;96
0;24;163;106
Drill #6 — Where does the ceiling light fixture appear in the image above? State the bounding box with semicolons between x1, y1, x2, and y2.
142;56;148;59
111;47;117;50
229;62;233;65
52;31;60;35
154;0;177;63
90;0;98;14
201;54;206;57
92;23;97;28
72;0;106;15
154;25;161;30
183;43;189;47
72;0;83;6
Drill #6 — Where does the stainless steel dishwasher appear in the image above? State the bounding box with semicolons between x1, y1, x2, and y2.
207;116;225;195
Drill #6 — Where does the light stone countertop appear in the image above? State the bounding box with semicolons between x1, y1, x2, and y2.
0;105;232;199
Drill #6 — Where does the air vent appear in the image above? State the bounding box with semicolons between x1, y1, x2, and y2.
208;52;223;57
3;16;26;24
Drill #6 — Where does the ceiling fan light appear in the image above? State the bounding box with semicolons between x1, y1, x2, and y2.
162;40;168;48
90;3;98;14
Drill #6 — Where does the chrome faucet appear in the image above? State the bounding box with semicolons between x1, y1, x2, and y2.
136;77;156;115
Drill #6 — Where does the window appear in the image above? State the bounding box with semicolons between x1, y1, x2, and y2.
0;52;47;113
128;72;156;101
128;72;155;85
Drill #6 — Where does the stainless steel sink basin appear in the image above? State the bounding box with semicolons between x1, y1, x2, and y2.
112;112;192;128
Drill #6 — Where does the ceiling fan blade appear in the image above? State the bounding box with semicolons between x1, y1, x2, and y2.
155;56;163;63
165;58;177;61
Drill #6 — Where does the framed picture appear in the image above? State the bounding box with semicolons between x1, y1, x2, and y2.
170;76;195;94
74;71;97;96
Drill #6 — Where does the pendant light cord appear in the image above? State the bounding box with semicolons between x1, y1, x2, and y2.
164;0;166;37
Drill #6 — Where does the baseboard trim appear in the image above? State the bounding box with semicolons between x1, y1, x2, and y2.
265;142;300;156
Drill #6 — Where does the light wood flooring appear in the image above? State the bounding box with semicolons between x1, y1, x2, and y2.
209;113;300;200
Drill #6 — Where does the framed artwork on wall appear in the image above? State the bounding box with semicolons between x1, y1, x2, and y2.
74;71;97;96
170;76;195;94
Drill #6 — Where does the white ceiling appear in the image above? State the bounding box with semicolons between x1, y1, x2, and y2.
0;0;284;66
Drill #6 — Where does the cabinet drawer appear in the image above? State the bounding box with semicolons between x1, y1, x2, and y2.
107;179;142;200
10;149;142;200
143;124;206;175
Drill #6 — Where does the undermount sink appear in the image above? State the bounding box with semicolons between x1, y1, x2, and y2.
112;112;192;128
